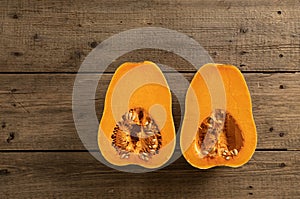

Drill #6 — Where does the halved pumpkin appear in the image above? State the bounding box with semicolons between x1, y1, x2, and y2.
180;63;257;169
98;61;176;169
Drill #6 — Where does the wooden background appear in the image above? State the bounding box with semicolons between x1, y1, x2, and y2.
1;0;299;198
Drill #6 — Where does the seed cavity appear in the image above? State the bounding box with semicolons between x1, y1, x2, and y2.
196;109;244;160
111;107;162;161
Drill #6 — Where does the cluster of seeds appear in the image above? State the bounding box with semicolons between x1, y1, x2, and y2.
197;109;242;160
222;148;239;160
197;109;226;158
111;108;162;161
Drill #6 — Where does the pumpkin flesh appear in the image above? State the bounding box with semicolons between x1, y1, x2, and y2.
98;61;176;169
181;63;257;169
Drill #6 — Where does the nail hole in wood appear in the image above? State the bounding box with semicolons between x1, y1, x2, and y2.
279;54;283;58
240;28;248;33
269;127;274;132
277;11;282;15
279;163;286;167
11;88;17;93
12;14;19;19
33;33;41;42
279;132;284;137
0;169;10;175
73;51;83;60
279;85;286;89
90;41;98;48
12;52;23;57
240;51;248;55
1;122;6;129
33;33;38;39
7;132;15;143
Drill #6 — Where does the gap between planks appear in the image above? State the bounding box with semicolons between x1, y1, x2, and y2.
0;71;299;75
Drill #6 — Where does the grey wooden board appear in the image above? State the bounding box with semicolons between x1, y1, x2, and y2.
0;151;299;198
0;73;299;150
0;0;300;72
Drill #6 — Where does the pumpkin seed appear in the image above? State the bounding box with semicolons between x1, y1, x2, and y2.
233;149;238;156
129;112;132;120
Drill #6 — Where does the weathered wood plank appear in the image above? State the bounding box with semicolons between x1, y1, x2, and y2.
0;0;299;72
0;151;299;198
0;73;299;150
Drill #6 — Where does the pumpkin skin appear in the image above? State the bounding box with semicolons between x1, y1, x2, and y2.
180;63;257;169
98;61;176;169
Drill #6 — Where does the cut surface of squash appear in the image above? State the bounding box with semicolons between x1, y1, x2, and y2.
98;61;176;169
180;63;257;169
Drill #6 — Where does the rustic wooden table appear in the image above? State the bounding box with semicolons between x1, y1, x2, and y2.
1;0;299;198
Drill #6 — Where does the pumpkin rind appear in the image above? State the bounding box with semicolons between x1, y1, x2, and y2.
98;61;176;169
180;63;257;169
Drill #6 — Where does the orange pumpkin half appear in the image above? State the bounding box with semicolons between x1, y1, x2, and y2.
180;63;257;169
98;61;176;169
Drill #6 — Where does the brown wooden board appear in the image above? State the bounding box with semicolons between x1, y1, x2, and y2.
0;73;299;150
0;0;300;72
0;151;299;198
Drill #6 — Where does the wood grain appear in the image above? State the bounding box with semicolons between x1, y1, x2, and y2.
0;0;300;72
1;0;299;198
0;73;299;150
0;151;299;198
